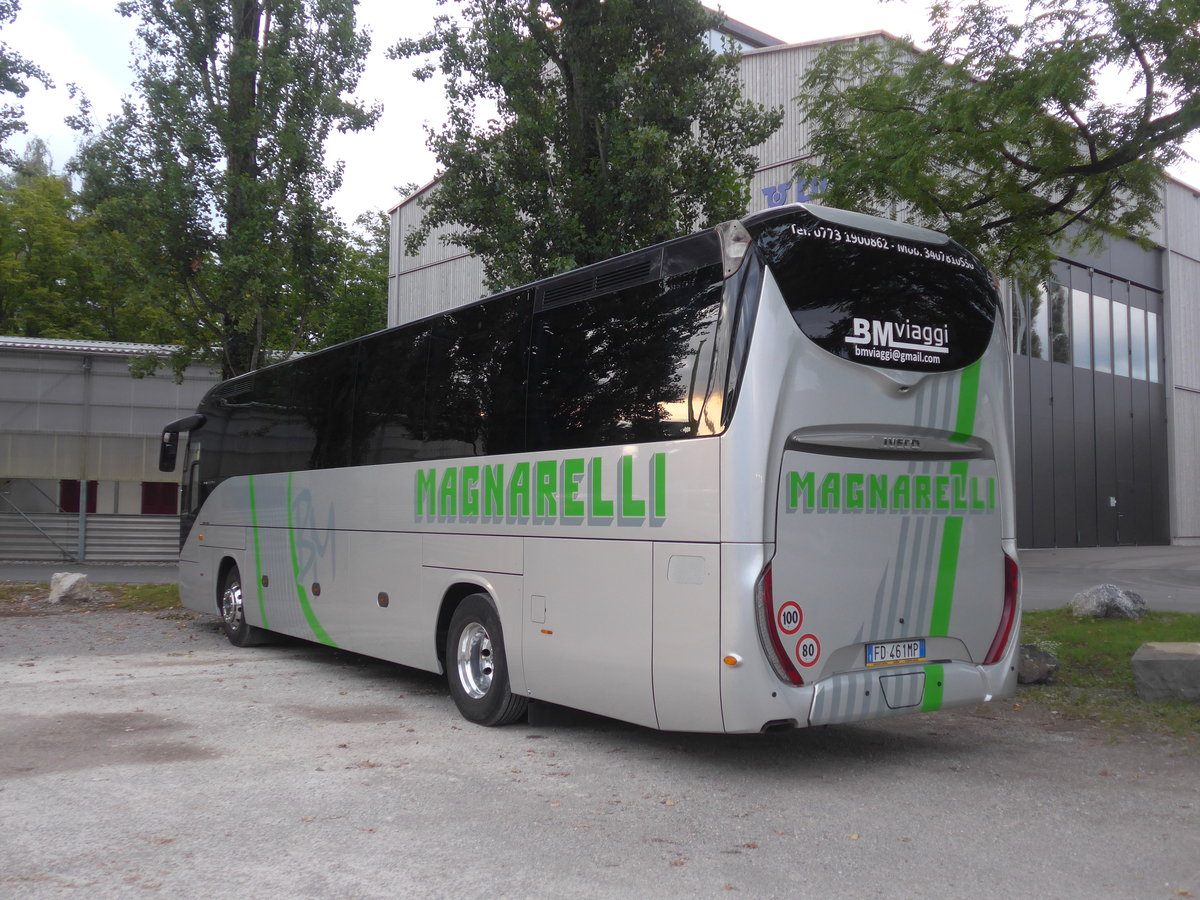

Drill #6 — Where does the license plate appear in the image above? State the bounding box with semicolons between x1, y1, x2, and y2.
865;639;926;667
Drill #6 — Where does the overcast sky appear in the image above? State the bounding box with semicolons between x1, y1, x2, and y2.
6;0;1199;222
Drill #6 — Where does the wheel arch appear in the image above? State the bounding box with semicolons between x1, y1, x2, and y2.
435;580;498;671
216;555;240;615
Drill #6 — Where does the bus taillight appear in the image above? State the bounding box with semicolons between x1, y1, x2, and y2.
754;562;805;686
984;553;1020;666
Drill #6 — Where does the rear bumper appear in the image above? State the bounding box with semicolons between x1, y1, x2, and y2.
808;640;1018;727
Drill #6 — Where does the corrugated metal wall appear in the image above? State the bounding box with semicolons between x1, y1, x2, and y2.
1163;180;1200;542
0;343;217;559
0;348;217;483
389;184;487;326
0;513;179;562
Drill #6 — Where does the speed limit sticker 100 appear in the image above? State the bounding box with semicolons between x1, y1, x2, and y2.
795;634;821;667
777;602;803;635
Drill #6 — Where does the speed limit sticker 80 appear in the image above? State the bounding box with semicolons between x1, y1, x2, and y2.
795;634;821;667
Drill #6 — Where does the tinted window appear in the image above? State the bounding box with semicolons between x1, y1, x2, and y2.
422;292;532;458
292;349;358;470
748;209;997;372
354;324;431;466
211;370;307;479
528;265;724;451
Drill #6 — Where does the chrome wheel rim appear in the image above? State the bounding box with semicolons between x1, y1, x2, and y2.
221;579;244;630
456;622;494;700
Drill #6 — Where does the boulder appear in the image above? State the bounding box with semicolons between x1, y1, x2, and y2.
1069;583;1146;619
1131;643;1200;702
47;572;93;604
1018;644;1059;684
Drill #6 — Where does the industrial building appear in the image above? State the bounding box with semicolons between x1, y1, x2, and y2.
0;337;218;560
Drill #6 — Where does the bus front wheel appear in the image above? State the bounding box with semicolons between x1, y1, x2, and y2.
446;594;528;726
220;565;269;647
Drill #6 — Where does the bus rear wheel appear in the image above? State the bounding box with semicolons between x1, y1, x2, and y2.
446;594;527;726
220;565;269;647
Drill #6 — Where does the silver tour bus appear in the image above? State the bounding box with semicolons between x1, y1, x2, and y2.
162;203;1019;732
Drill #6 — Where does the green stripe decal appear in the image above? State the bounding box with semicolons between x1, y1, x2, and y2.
929;362;982;636
248;475;268;629
930;509;963;636
951;359;981;443
654;451;666;517
286;473;337;648
921;664;945;712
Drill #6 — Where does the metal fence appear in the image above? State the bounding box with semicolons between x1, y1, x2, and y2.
0;513;180;562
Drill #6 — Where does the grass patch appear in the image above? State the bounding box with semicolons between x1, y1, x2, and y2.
98;583;182;611
0;582;39;603
1019;608;1200;739
0;580;181;611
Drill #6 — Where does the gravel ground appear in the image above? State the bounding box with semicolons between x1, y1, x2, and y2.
1;591;1198;899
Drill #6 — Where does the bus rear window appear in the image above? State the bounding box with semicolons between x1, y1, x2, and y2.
749;209;997;373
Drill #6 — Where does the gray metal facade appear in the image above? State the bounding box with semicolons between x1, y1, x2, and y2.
386;30;1200;548
0;337;219;560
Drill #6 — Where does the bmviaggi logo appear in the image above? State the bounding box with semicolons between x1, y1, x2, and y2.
844;318;949;365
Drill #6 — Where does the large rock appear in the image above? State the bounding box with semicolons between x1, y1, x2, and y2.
47;572;93;604
1018;644;1059;684
1131;643;1200;702
1070;583;1146;619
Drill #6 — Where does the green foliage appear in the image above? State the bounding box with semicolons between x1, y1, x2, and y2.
392;0;782;292
795;0;1200;284
0;139;173;342
72;0;380;378
314;211;389;348
1020;608;1200;738
0;0;52;169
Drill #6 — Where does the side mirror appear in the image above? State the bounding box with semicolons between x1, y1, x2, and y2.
159;413;207;473
158;431;179;472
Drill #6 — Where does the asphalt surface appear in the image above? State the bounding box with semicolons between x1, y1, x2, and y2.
1019;546;1200;613
0;596;1197;899
3;545;1200;610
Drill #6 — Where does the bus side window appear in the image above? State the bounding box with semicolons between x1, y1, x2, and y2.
423;291;533;458
354;325;432;466
527;264;724;452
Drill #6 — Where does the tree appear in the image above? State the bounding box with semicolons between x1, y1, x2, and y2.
391;0;781;292
73;0;379;378
314;210;389;348
0;0;52;170
794;0;1200;283
0;139;173;341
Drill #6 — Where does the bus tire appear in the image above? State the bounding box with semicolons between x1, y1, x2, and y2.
220;565;269;648
446;594;527;726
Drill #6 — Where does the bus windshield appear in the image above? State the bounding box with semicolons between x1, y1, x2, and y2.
748;207;997;373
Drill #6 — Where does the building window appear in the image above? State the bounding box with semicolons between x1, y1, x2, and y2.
140;482;178;515
1029;284;1050;359
1048;282;1071;363
1147;311;1160;382
1112;299;1130;378
59;480;98;514
1071;288;1091;368
1130;307;1147;380
1092;294;1112;373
